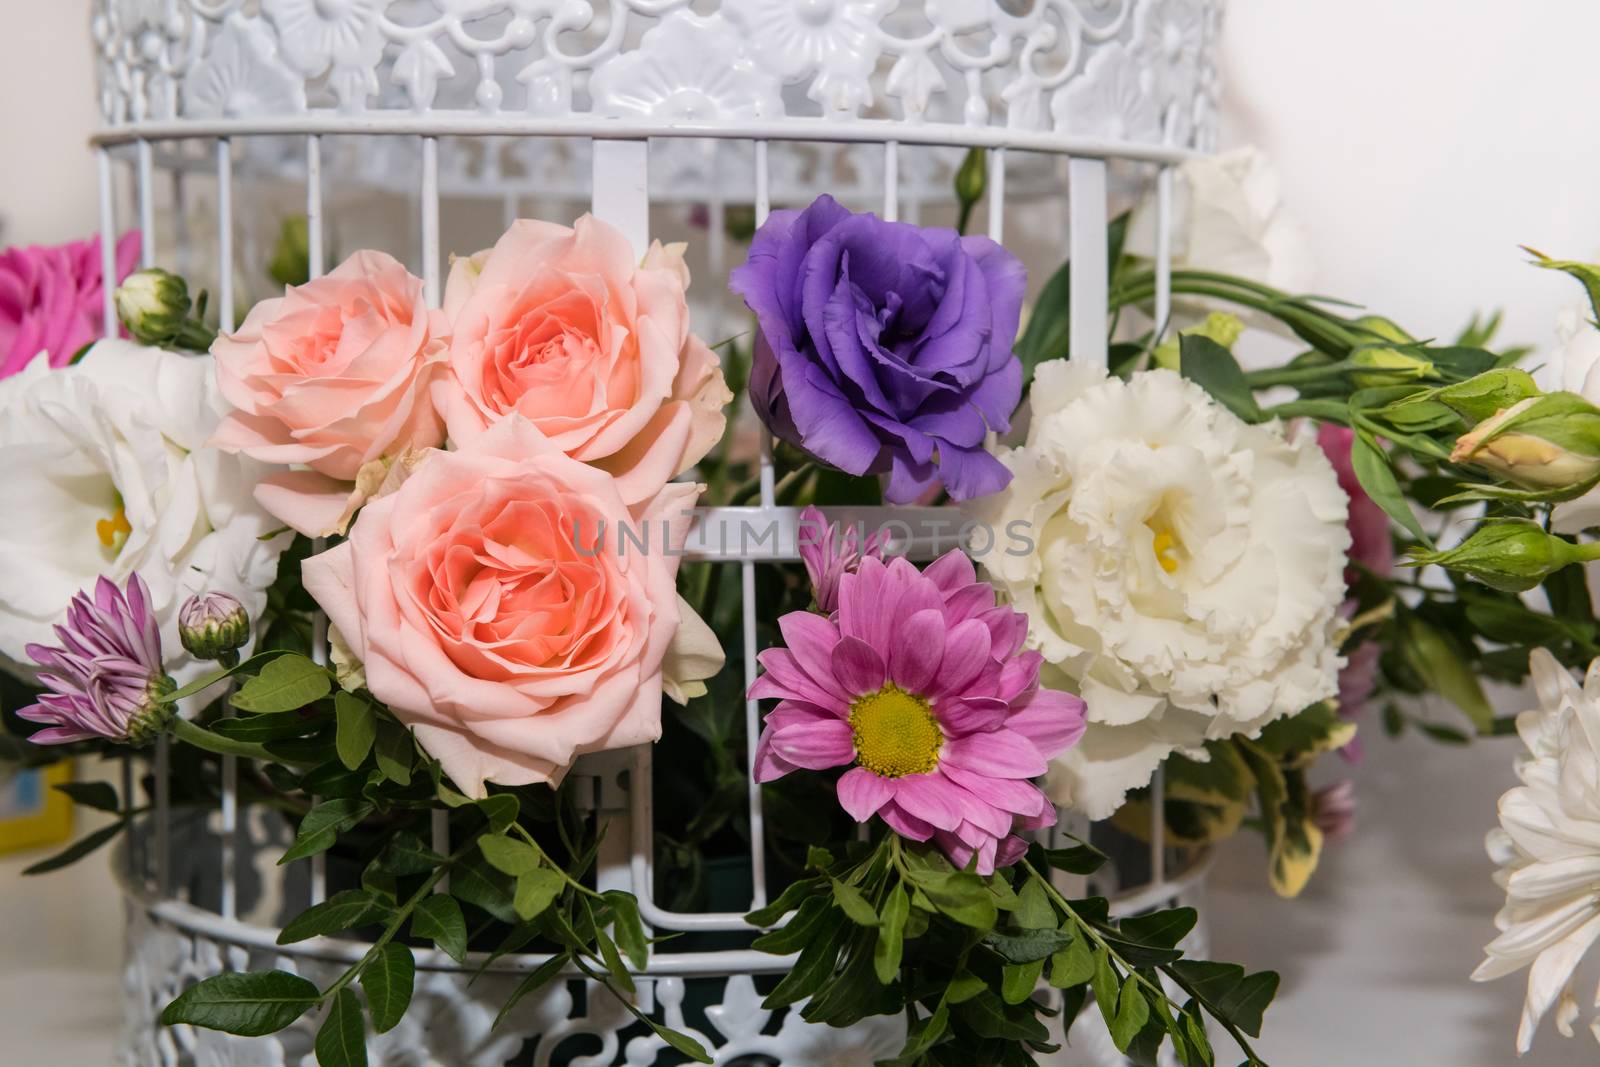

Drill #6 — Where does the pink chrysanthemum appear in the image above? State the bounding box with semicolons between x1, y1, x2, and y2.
751;549;1087;874
796;504;888;613
19;573;173;745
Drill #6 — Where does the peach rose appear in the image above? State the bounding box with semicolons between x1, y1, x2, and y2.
210;250;449;537
436;216;732;504
301;415;703;796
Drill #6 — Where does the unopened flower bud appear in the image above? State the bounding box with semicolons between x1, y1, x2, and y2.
1350;344;1435;389
179;592;249;666
115;268;192;346
1435;368;1540;422
1450;393;1600;491
268;215;311;288
1410;521;1598;593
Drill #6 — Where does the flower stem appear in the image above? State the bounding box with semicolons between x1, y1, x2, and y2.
169;715;278;763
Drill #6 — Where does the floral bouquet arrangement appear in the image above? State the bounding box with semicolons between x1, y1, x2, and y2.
10;149;1600;1065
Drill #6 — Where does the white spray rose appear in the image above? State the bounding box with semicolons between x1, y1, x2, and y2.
967;362;1349;819
1126;146;1315;295
0;340;290;684
1549;306;1600;532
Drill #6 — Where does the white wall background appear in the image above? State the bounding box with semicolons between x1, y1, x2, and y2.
5;1;1600;1063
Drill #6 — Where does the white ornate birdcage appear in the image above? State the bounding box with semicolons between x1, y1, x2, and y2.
91;0;1224;1063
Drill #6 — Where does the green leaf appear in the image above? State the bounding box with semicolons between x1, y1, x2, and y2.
1001;959;1044;1005
513;869;565;921
22;819;124;875
1526;247;1600;324
1110;976;1151;1052
947;971;987;1004
954;991;1051;1042
278;890;389;945
830;878;880;926
911;870;997;929
603;891;649;971
985;928;1075;964
595;927;635;994
231;654;332;713
1180;335;1263;422
751;894;832;955
1049;932;1095;988
654;1022;713;1064
1349;433;1431;548
211;714;325;742
1040;843;1107;876
874;884;909;984
378;832;445;877
1171;960;1280;1038
1119;907;1198;951
745;877;818;927
476;794;519;835
450;853;518;924
411;895;468;963
53;780;119;812
334;693;375;771
281;798;374;865
372;719;414;785
360;943;414;1034
161;970;320;1037
314;987;367;1067
1399;612;1494;732
479;835;542;877
495;952;568;1029
1091;945;1119;1028
1014;877;1055;929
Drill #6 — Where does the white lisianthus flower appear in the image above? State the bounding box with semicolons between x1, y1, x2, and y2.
966;362;1349;819
1474;649;1600;1054
1125;146;1315;295
0;340;290;684
1548;306;1600;532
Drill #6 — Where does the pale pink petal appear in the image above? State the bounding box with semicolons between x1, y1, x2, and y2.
878;799;936;841
770;718;855;769
939;763;1050;817
889;772;966;831
933;619;992;697
943;730;1048;778
778;611;852;704
752;730;798;783
831;636;887;696
937;696;1010;737
887;608;945;694
836;766;895;822
923;549;977;592
1006;689;1088;759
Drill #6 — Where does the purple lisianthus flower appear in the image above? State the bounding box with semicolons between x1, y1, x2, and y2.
730;195;1026;503
19;573;173;745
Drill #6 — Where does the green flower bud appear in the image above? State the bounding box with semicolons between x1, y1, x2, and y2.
1435;368;1541;422
1410;521;1598;593
115;268;192;346
1349;344;1435;389
178;592;250;667
1155;311;1245;372
1352;315;1416;345
1451;392;1600;491
954;148;987;235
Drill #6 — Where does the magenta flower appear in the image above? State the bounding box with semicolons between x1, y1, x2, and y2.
0;232;140;378
1311;778;1357;844
796;504;888;613
750;550;1087;874
19;573;173;745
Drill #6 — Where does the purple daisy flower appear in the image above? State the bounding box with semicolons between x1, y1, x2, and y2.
796;504;888;613
19;573;173;745
751;550;1086;874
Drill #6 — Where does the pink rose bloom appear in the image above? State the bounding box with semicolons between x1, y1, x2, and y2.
302;415;700;796
0;232;139;378
436;216;731;504
210;250;449;537
1318;424;1396;761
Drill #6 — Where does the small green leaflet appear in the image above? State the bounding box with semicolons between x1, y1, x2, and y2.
360;943;415;1034
161;970;320;1037
479;835;542;877
280;798;374;865
231;654;332;714
314;987;367;1067
334;692;375;771
411;895;467;963
278;889;389;944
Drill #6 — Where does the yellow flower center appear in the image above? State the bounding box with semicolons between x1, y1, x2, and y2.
1149;524;1181;574
849;683;943;778
96;505;131;554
